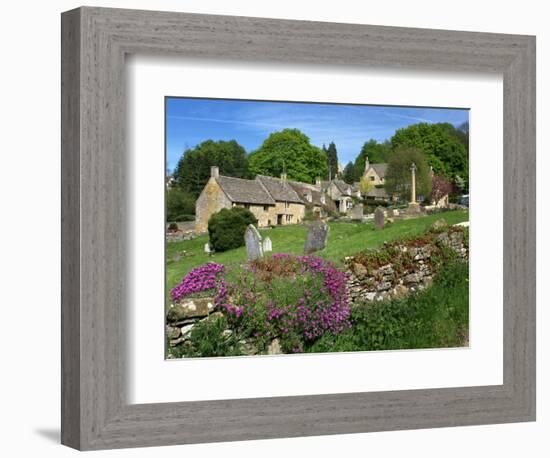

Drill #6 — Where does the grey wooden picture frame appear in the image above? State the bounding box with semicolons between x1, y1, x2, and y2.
61;6;536;451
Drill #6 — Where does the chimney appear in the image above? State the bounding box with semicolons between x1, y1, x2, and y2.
211;166;219;178
315;176;321;188
364;156;370;174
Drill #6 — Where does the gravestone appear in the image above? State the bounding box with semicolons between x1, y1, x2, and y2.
374;207;385;230
204;243;212;256
304;221;329;254
263;236;272;253
244;224;263;261
350;203;364;220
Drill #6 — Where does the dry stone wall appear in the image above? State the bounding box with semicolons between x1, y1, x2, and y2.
345;224;468;303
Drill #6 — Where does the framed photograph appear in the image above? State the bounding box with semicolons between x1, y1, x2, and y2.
61;6;536;450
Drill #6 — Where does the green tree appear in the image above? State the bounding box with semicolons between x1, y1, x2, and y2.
391;123;468;190
359;175;373;195
342;161;355;184
173;140;249;197
452;121;469;150
326;141;339;180
384;147;432;202
248;129;328;183
166;188;196;220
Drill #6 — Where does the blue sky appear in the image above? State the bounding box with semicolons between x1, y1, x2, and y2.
165;97;469;173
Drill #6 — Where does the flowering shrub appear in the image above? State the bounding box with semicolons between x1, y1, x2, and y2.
170;262;224;303
215;254;351;353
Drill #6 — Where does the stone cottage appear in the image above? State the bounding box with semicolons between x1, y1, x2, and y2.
195;167;333;233
362;156;393;203
321;179;361;214
363;156;388;186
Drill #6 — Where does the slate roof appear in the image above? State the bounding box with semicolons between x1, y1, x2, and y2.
288;181;324;207
368;163;388;179
216;176;275;205
255;175;304;204
332;179;354;196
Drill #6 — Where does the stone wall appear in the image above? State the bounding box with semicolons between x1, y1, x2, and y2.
234;203;277;227
346;224;468;303
274;201;305;225
194;177;233;233
166;296;216;349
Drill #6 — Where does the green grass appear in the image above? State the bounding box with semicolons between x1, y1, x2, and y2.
306;260;470;353
166;210;469;295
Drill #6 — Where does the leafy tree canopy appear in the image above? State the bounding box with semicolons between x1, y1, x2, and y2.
359;175;374;195
452;121;470;150
342;161;355;184
384;147;432;202
390;122;468;190
173;140;249;197
248;129;328;184
325;141;339;180
166;188;196;221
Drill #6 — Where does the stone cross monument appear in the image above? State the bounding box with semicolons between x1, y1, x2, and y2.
410;162;417;204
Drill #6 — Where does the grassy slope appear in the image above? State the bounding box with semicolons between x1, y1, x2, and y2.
166;210;469;293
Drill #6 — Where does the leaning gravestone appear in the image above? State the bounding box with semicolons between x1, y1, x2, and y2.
244;224;263;261
304;221;329;254
374;207;385;230
263;236;272;253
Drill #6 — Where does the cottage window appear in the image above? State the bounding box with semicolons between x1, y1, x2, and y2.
284;202;289;209
244;203;251;209
370;176;375;181
263;205;268;211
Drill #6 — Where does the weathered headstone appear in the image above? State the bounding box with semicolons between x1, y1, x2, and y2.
350;203;364;220
263;236;272;253
204;243;212;256
304;221;329;254
244;224;263;261
374;207;385;230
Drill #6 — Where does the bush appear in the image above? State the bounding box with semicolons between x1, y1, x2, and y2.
172;214;195;222
215;254;351;353
208;207;258;252
167;222;178;232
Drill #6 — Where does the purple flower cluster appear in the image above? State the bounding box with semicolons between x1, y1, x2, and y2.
170;262;225;303
214;279;245;318
268;254;351;340
214;254;351;347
